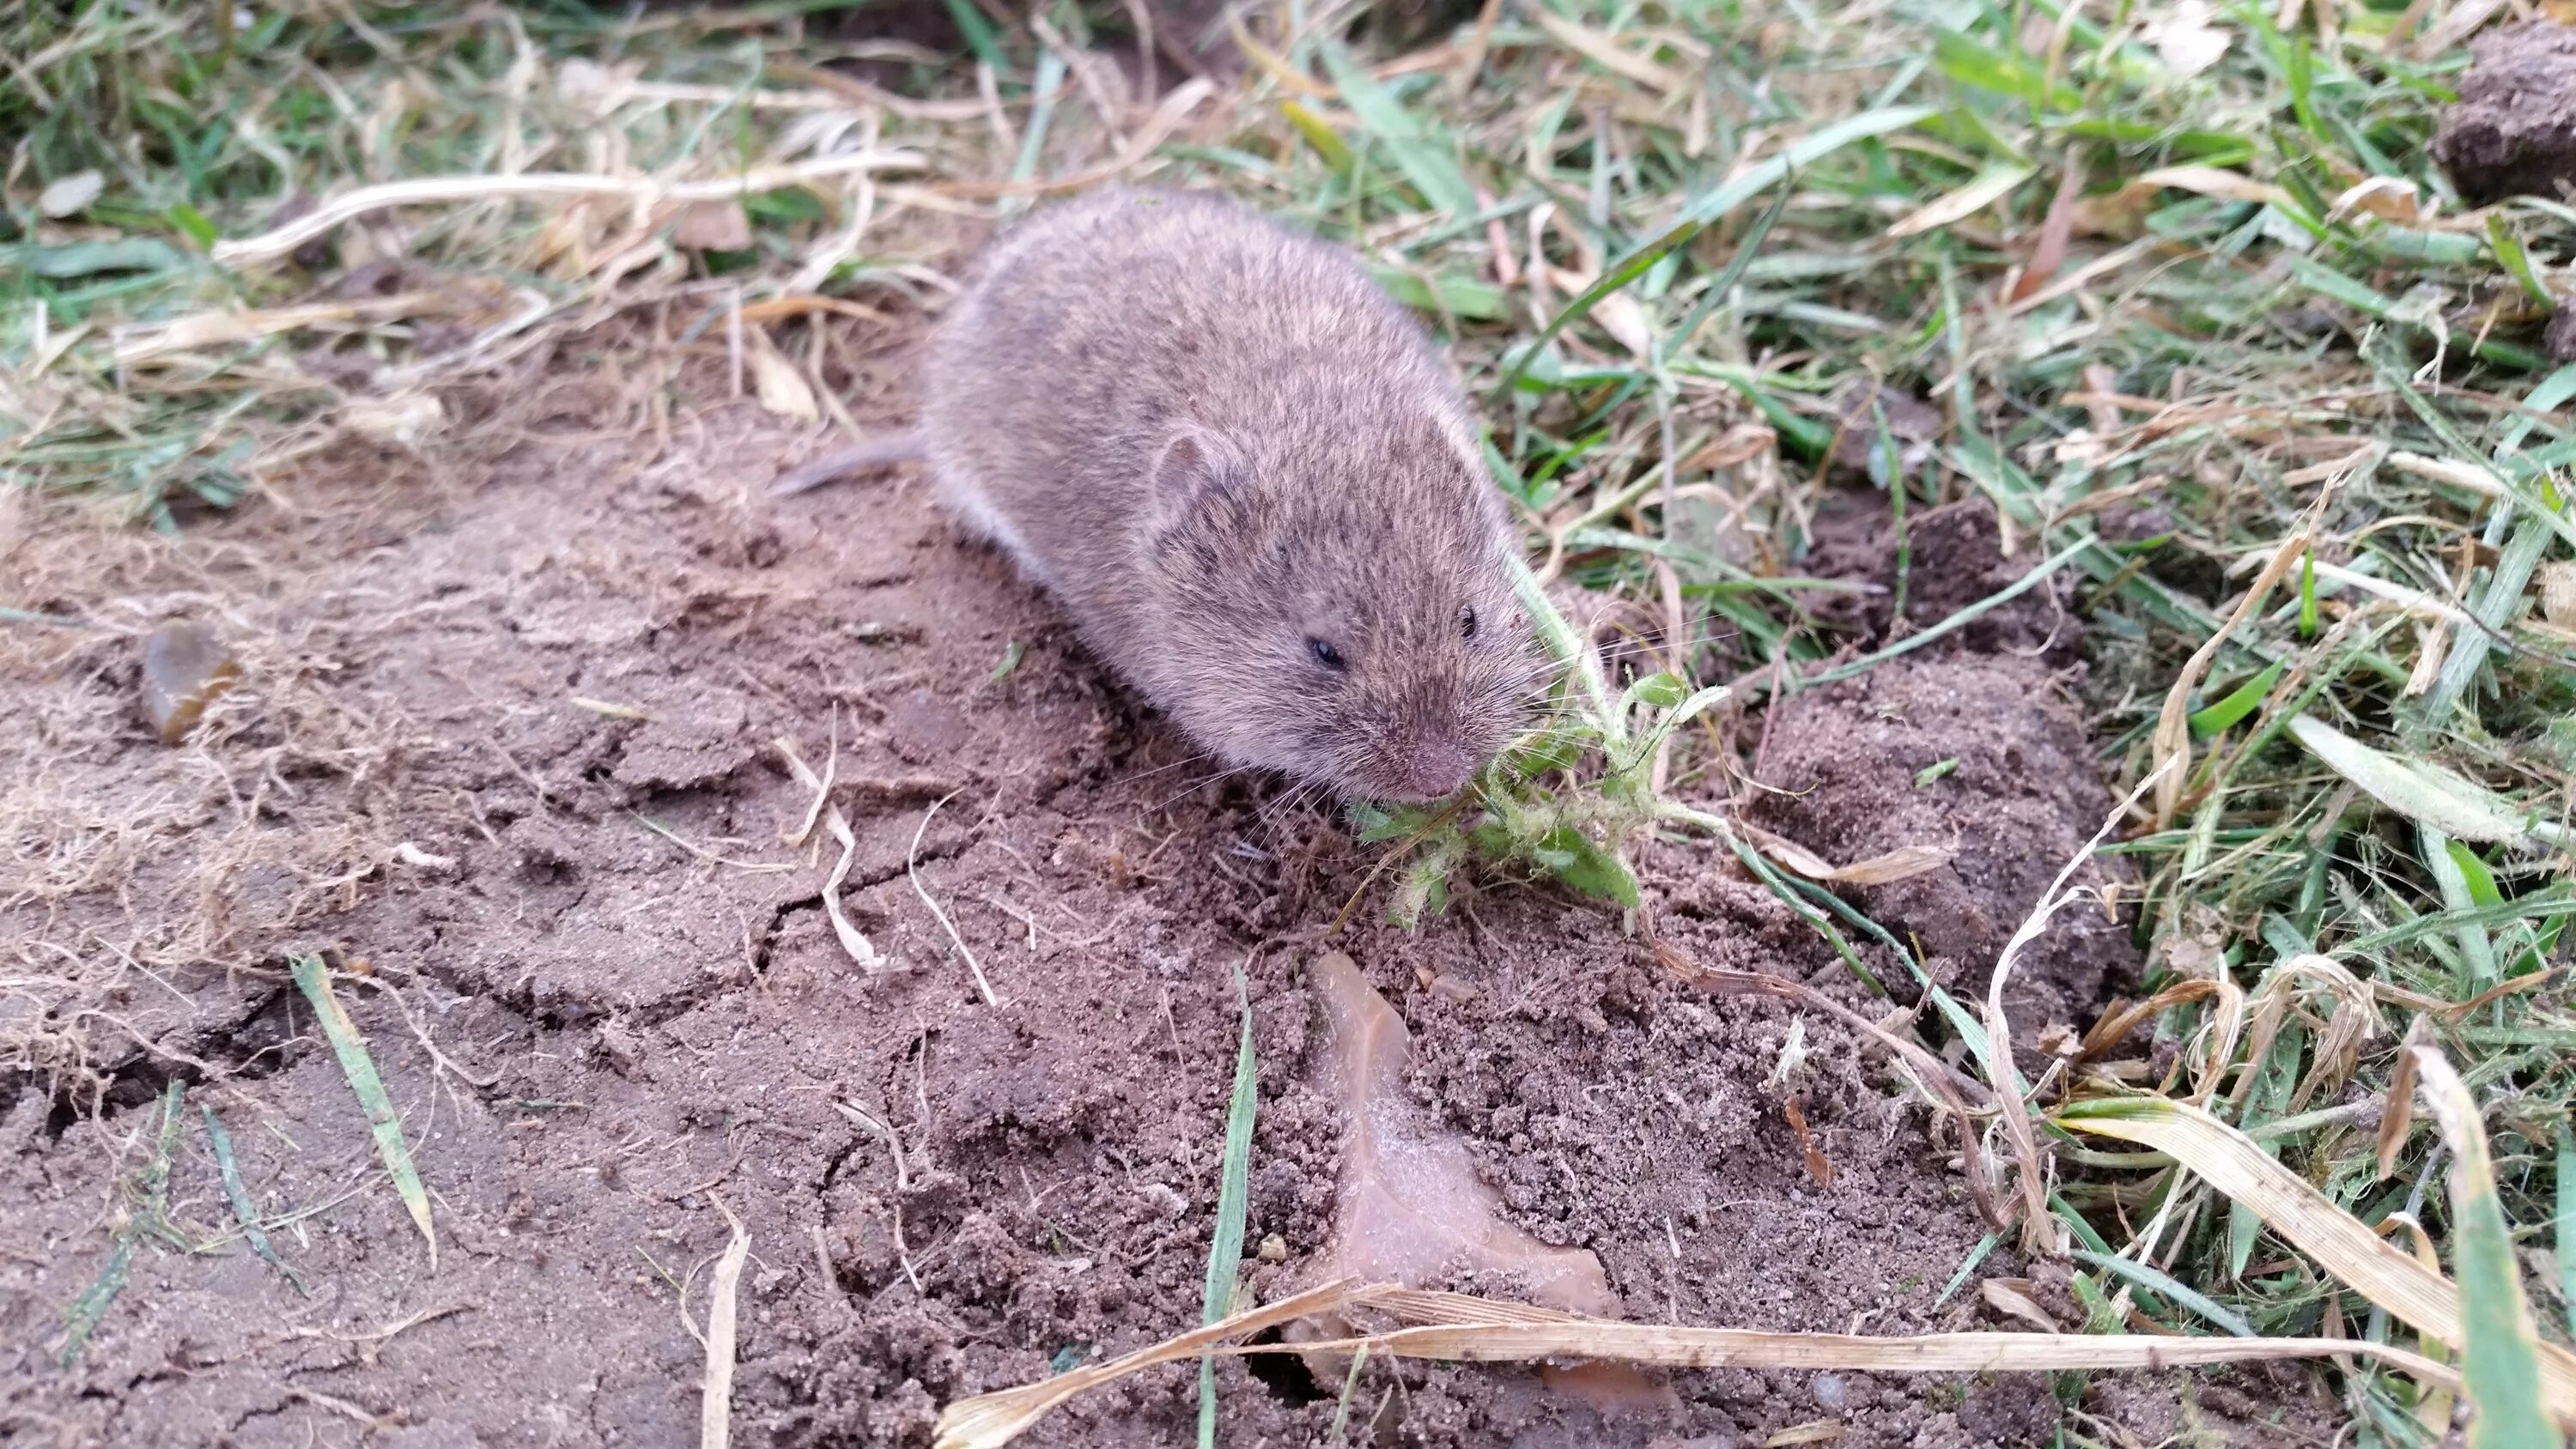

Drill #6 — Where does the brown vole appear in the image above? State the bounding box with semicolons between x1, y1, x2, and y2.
781;186;1535;802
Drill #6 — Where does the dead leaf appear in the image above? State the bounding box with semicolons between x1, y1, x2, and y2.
2144;0;2233;73
1887;164;2038;240
2539;561;2576;628
1983;1279;2061;1331
39;170;104;219
1739;822;1956;885
746;329;818;423
341;393;446;446
2132;165;2284;207
673;200;753;252
556;57;645;118
2008;160;2083;304
1784;1097;1835;1185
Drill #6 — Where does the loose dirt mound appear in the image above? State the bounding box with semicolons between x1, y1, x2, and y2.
3;343;2323;1446
2431;19;2576;204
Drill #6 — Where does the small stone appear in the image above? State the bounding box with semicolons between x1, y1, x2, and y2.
1813;1373;1849;1411
1257;1234;1286;1263
139;620;241;744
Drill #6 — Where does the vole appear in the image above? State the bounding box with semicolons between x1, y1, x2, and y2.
778;186;1535;803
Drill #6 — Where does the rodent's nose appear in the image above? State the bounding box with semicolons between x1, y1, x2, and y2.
1392;739;1473;801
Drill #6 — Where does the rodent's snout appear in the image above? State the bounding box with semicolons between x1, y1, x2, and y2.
1380;737;1474;803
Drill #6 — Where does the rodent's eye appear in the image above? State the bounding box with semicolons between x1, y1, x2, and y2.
1459;604;1478;640
1306;637;1348;672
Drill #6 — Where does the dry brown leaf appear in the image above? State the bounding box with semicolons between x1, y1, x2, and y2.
1738;823;1956;885
1784;1096;1835;1185
2007;159;2083;304
1297;954;1619;1321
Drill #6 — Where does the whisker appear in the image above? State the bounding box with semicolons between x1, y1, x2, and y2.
1153;763;1249;812
1108;748;1222;791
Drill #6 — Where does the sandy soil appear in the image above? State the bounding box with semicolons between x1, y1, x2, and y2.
1;313;2341;1446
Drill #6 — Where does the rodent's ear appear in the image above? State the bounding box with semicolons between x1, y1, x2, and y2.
1146;427;1247;531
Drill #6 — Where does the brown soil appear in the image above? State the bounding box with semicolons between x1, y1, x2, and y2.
2;329;2335;1446
2431;19;2576;205
1747;651;2138;1044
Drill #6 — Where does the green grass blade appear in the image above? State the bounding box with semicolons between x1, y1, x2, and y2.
291;954;436;1270
939;0;1006;75
2421;363;2576;721
204;1104;307;1295
1933;1232;2002;1307
1318;45;1475;216
58;1080;185;1364
2411;1048;2558;1449
1369;264;1510;321
2187;659;2286;738
2070;1250;2257;1334
999;50;1069;216
1198;965;1260;1448
1498;105;1935;397
2421;825;2499;991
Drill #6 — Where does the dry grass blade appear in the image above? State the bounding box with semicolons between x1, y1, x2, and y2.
1524;8;1689;94
2059;1097;2576;1426
2408;1045;2559;1447
936;1281;1359;1448
701;1198;752;1449
1303;1316;2451;1378
909;790;1000;1007
932;78;1216;198
212;152;926;267
934;1278;2464;1447
1886;162;2038;242
291;955;436;1271
775;737;883;969
2151;537;2309;828
1988;758;2173;1252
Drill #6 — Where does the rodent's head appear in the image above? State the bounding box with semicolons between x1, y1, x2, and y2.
1140;422;1540;803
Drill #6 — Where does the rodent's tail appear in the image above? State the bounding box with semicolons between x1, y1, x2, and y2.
769;429;929;496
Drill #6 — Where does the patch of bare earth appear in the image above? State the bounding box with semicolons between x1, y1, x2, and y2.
4;331;2337;1446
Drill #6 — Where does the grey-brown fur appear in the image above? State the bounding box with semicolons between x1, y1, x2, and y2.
803;186;1534;801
